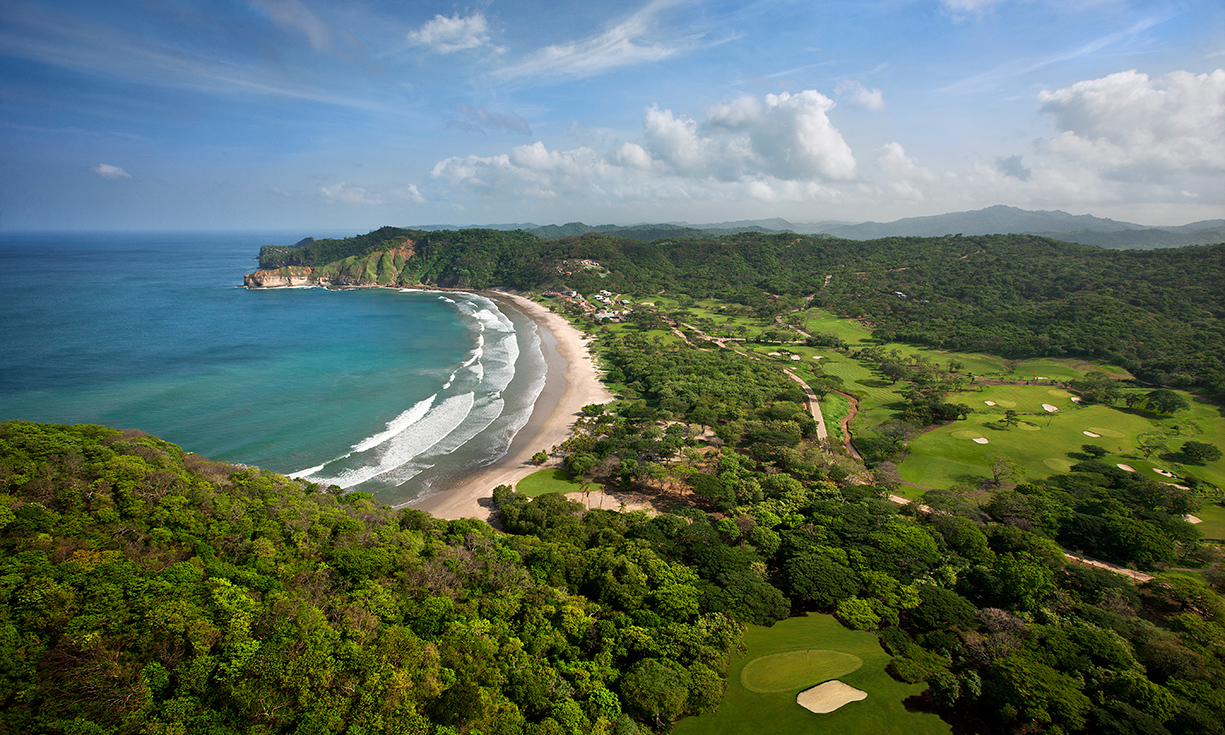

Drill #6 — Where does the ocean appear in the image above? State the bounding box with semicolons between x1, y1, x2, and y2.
0;231;548;506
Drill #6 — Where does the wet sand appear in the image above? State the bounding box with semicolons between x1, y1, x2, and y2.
412;292;613;521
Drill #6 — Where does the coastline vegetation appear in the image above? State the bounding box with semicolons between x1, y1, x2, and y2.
4;227;1224;734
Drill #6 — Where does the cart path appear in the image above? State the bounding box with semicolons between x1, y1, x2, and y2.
783;369;828;442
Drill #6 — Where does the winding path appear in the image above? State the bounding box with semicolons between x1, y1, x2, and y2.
783;369;828;442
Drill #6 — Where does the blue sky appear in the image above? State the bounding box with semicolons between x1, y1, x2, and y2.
1;0;1222;231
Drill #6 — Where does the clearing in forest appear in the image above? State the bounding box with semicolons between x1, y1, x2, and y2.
673;613;949;735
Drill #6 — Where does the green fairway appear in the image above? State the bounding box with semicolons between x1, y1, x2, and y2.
656;300;1224;492
515;468;587;497
900;383;1225;490
673;614;949;735
741;650;863;693
1194;502;1225;541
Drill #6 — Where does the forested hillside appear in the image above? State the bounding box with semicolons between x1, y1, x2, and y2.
5;401;1224;734
249;229;1225;402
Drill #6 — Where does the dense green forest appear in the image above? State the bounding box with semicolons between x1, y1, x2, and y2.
17;224;1207;734
251;228;1225;403
4;352;1224;734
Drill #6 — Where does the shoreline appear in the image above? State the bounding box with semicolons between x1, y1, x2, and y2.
410;291;614;521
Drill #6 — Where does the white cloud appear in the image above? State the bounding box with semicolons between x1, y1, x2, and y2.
875;143;935;199
91;163;131;179
836;80;886;110
250;0;333;51
407;13;492;53
1037;69;1225;180
495;1;686;80
751;91;858;181
638;91;858;182
430;89;859;204
402;184;425;203
320;183;381;204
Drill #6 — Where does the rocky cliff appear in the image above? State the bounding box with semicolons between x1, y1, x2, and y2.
245;244;418;289
243;266;329;288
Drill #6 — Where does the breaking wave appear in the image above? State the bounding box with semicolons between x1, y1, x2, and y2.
291;292;538;498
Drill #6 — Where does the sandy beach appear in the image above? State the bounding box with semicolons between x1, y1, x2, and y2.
412;292;614;521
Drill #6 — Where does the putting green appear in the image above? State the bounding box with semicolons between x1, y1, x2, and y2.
995;399;1017;408
1087;427;1125;438
674;613;949;735
1017;422;1041;432
741;650;863;693
1046;389;1072;397
1044;458;1074;472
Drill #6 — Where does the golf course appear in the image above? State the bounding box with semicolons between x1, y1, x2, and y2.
673;613;949;735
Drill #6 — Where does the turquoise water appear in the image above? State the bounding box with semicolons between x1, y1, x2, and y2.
0;231;546;505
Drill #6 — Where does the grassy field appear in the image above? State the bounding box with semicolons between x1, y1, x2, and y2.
673;613;949;735
899;384;1225;490
515;468;588;497
636;299;1224;494
820;393;850;444
1195;501;1225;542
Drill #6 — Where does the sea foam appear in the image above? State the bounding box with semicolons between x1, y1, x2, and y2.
351;393;437;453
312;391;476;488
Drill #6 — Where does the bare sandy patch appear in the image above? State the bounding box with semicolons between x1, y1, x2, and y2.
1117;463;1136;472
1042;403;1059;412
1071;396;1082;403
1035;376;1049;380
797;680;867;714
1153;468;1176;478
1083;431;1101;437
973;437;989;444
565;488;654;514
984;400;996;406
1185;514;1203;524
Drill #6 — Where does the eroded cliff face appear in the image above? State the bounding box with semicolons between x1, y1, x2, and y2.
244;266;331;288
246;240;429;289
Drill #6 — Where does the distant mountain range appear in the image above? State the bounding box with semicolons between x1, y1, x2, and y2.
408;205;1225;249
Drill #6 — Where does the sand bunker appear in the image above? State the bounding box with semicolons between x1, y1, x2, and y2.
1071;397;1082;403
791;355;802;361
1153;468;1176;478
984;400;997;406
797;681;867;714
1042;404;1059;412
1117;464;1136;472
768;352;781;356
812;355;824;360
1083;431;1101;437
1035;376;1049;380
1185;514;1203;525
973;437;989;444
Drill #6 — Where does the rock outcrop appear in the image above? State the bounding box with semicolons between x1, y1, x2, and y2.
244;266;330;288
